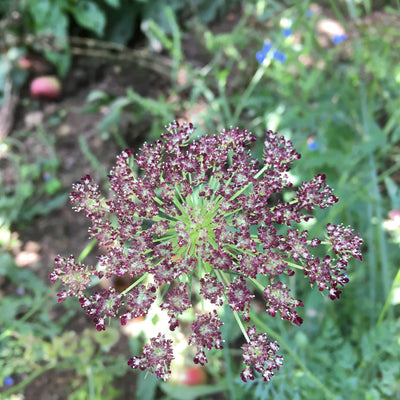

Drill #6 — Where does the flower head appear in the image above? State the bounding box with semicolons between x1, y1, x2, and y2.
256;42;273;64
283;28;293;38
241;326;283;382
305;9;315;18
332;33;347;45
4;376;14;386
51;121;363;383
272;50;287;63
307;137;318;151
128;333;174;380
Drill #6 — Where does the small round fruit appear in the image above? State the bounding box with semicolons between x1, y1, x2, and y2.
177;366;207;386
30;76;61;99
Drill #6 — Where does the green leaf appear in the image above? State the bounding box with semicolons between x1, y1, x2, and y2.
0;252;14;275
72;0;106;36
105;2;138;44
103;0;120;7
29;0;52;27
136;371;158;400
86;89;110;103
93;327;120;351
29;0;70;75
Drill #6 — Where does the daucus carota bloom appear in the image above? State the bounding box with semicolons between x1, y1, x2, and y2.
50;121;363;382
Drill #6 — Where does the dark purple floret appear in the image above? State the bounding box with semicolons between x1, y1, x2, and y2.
226;276;254;322
263;281;304;325
50;255;97;302
199;274;224;306
120;284;157;325
189;310;224;365
241;326;283;382
128;333;174;381
79;288;122;331
160;283;191;330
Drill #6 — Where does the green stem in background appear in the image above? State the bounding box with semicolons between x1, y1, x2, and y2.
359;80;391;314
78;136;109;181
216;69;233;126
221;306;237;400
86;366;96;400
120;273;149;296
232;67;265;125
376;267;400;326
321;159;400;227
165;6;182;83
250;312;338;400
77;238;98;263
365;198;376;327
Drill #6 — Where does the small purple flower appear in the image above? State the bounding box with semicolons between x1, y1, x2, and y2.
332;33;347;45
79;288;123;331
272;50;287;63
4;376;14;386
283;28;292;38
256;42;272;64
305;9;314;17
160;282;191;330
264;281;304;326
120;284;157;325
241;326;283;382
128;333;174;381
200;274;224;306
307;137;318;151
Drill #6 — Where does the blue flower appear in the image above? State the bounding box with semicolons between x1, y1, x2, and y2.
4;376;14;386
307;138;318;151
256;50;266;64
332;34;347;45
283;28;292;38
256;42;272;64
272;50;286;63
305;9;314;17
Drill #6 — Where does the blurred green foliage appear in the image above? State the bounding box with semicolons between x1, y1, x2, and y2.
1;0;400;399
0;128;64;230
0;0;238;76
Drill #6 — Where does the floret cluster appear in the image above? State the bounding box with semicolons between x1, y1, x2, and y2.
50;121;363;382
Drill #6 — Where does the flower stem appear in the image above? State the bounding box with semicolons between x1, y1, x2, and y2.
215;270;250;342
120;273;149;295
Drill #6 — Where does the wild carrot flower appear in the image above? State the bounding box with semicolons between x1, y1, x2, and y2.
50;121;363;382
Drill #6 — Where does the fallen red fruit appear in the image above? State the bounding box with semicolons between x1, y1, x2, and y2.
177;366;207;386
30;76;61;99
18;56;32;70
